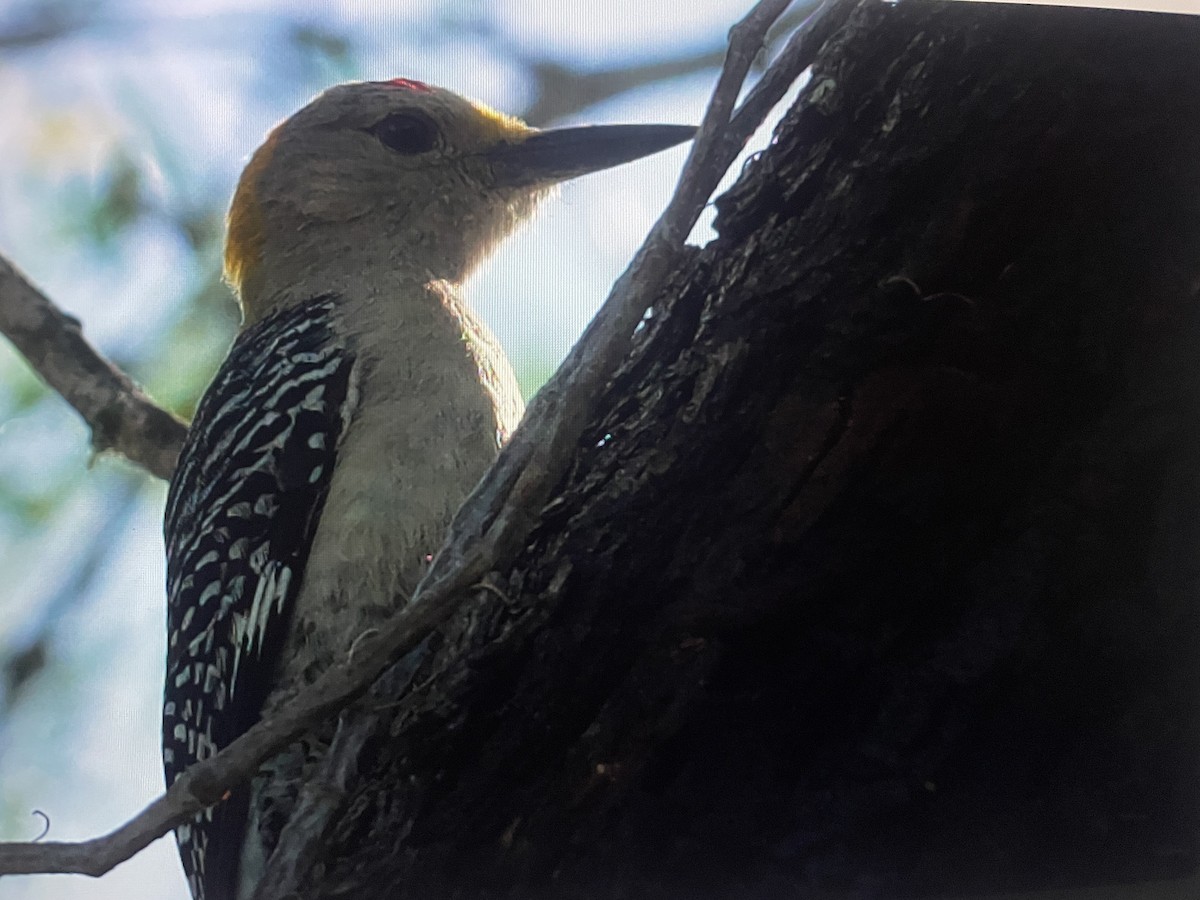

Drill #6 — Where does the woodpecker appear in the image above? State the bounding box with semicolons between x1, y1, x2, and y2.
161;78;693;900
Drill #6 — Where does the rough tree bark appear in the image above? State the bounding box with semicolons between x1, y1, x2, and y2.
257;3;1200;898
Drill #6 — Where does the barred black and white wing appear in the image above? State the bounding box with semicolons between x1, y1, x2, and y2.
162;295;354;900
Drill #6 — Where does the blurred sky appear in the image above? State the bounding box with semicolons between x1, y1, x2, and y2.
0;1;800;896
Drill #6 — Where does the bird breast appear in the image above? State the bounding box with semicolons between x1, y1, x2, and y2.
274;277;521;695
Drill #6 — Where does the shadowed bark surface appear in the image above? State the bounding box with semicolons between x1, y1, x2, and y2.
291;3;1200;897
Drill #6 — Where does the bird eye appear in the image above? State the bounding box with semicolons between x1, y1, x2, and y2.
371;112;439;155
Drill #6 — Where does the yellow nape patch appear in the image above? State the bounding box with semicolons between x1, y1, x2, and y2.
469;99;535;145
223;126;281;312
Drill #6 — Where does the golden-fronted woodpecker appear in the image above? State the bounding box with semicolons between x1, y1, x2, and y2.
161;77;693;900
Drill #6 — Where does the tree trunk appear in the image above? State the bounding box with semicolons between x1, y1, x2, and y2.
299;3;1200;897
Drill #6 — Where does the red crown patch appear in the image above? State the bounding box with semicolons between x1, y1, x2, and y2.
386;78;432;93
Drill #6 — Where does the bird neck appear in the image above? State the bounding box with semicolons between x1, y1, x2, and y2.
279;269;525;450
235;234;472;328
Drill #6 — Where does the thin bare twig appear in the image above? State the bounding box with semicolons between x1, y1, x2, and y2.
0;257;186;480
0;0;841;881
522;51;728;126
511;2;820;126
251;713;379;900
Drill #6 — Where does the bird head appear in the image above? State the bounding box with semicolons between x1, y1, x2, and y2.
224;78;695;323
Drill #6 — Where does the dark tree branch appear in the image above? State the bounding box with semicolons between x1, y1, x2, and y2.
0;6;90;51
0;256;186;480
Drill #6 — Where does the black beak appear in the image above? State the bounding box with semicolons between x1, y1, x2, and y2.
487;124;697;187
